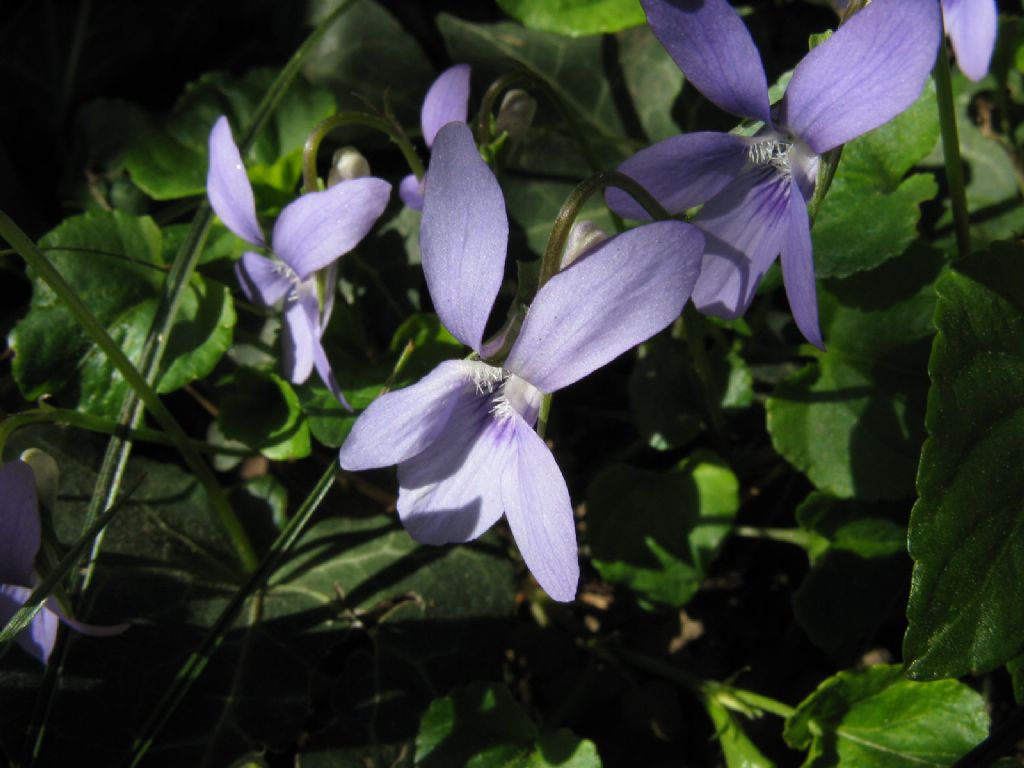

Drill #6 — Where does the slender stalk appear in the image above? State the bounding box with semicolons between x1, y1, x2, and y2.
679;306;730;455
125;463;339;768
734;525;826;551
539;170;670;289
0;409;252;458
0;211;257;573
302;111;424;193
934;40;972;259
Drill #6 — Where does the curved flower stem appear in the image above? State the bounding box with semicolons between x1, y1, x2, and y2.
125;462;339;768
539;170;670;289
934;38;972;259
476;68;603;173
0;408;252;459
302;110;424;194
594;643;795;719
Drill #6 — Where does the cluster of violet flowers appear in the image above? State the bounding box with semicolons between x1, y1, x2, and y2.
204;0;953;604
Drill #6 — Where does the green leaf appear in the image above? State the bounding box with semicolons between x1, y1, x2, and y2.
504;176;616;258
783;666;988;767
703;697;775;768
813;82;940;278
616;25;685;143
304;0;433;126
218;368;311;460
9;210;235;417
766;243;944;500
905;242;1024;679
792;493;908;655
415;681;601;768
587;452;739;608
496;0;644;36
124;68;335;200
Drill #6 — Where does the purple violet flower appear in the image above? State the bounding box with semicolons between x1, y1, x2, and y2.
941;0;997;81
607;0;940;347
399;64;472;210
207;116;392;408
0;460;126;664
339;122;704;602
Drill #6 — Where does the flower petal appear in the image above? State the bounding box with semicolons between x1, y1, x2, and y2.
641;0;771;123
691;169;791;319
501;414;578;602
421;123;508;353
0;585;57;664
399;174;425;210
235;252;293;308
396;401;513;545
271;177;392;280
943;0;997;82
505;221;703;393
780;0;941;154
311;335;352;411
207;116;265;247
339;360;495;471
780;182;824;348
422;64;472;148
607;132;750;219
281;284;319;385
0;460;40;585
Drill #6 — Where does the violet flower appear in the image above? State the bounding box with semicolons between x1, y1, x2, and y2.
941;0;997;81
399;64;472;210
339;123;704;601
607;0;940;347
0;460;126;664
207;116;392;408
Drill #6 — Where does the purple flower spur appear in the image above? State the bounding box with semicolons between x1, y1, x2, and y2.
607;0;941;347
207;116;392;408
339;123;704;601
399;64;472;210
0;460;126;663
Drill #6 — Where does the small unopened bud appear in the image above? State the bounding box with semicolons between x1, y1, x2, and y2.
327;147;371;187
20;448;59;512
495;89;537;143
563;220;609;268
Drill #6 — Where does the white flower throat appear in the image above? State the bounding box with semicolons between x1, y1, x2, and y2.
747;138;794;179
470;365;543;427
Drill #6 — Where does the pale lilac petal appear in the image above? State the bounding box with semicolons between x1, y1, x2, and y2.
943;0;997;82
46;597;129;637
271;177;392;280
421;123;507;353
781;0;941;154
0;585;57;664
397;402;513;544
780;182;824;349
234;252;293;308
691;170;791;318
311;335;352;411
339;360;493;471
399;174;425;210
281;285;318;386
0;461;40;585
505;221;703;393
501;415;578;602
641;0;771;123
207;116;264;247
320;260;339;335
608;133;750;219
422;64;472;148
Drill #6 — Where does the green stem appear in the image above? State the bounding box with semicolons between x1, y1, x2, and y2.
0;212;257;575
302;110;424;194
0;409;252;458
604;645;795;719
539;170;670;289
125;463;339;768
679;307;730;455
934;39;972;259
0;476;141;649
537;395;553;440
734;525;826;551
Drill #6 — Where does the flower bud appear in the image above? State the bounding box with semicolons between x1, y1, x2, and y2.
327;147;371;187
563;220;609;268
495;89;537;143
20;448;59;512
